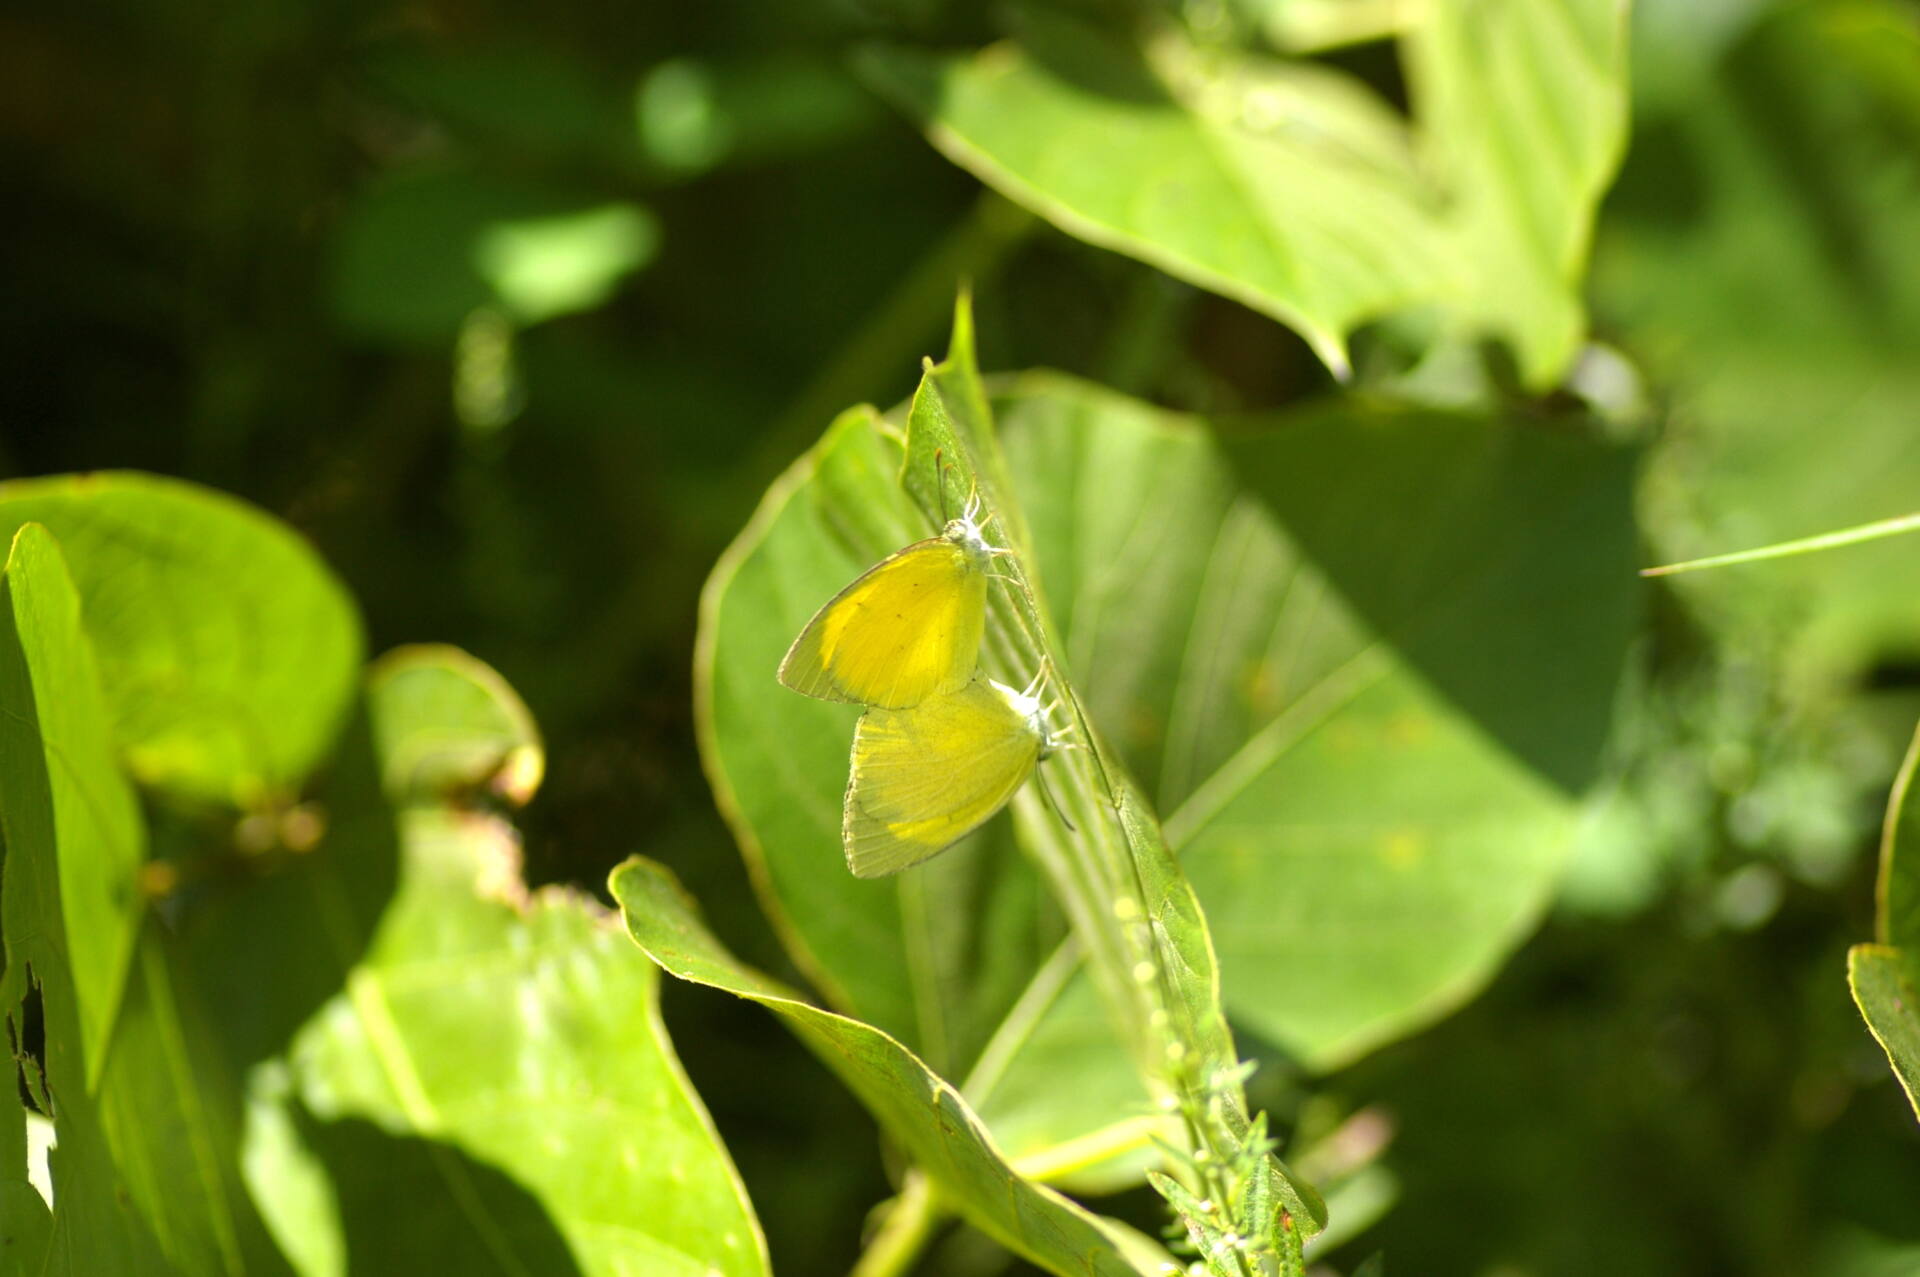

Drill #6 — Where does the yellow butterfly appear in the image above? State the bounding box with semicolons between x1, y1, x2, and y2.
843;672;1064;877
778;490;1005;709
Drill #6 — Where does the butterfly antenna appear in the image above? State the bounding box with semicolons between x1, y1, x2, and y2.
1033;756;1077;833
935;449;950;524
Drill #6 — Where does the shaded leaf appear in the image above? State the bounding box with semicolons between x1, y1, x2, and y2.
0;474;364;806
997;375;1637;1068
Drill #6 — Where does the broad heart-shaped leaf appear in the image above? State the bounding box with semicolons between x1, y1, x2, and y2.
243;648;767;1277
0;473;364;807
860;1;1627;386
610;857;1151;1277
1850;722;1920;1120
999;374;1638;1068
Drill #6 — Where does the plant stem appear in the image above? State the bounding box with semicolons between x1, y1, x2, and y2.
849;1172;943;1277
1640;511;1920;576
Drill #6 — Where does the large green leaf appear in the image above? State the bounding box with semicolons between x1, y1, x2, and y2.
698;306;1332;1266
704;366;1636;1082
1003;375;1637;1067
257;648;767;1277
861;2;1627;385
0;474;364;806
610;856;1149;1277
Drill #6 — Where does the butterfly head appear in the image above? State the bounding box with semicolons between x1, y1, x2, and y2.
994;675;1063;759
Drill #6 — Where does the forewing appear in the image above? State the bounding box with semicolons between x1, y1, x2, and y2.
778;539;986;708
843;680;1043;877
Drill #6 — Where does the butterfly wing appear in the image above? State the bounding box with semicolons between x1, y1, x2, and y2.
843;678;1044;877
778;537;986;709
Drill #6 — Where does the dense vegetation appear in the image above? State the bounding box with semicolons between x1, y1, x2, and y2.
7;1;1920;1273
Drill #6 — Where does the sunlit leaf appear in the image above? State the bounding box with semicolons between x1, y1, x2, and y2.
611;856;1150;1277
264;650;768;1276
0;525;170;1272
0;474;364;806
862;1;1628;385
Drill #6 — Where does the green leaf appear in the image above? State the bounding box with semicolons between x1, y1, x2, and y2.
699;391;1181;1209
267;650;767;1276
0;524;168;1272
997;375;1637;1068
699;305;1329;1257
1849;945;1920;1122
1402;0;1630;384
610;856;1148;1277
368;644;545;806
0;473;364;806
963;950;1164;1195
0;1076;50;1274
860;16;1441;377
0;526;144;1088
0;529;323;1276
860;2;1628;385
697;403;1067;1075
1851;721;1920;1120
331;168;658;343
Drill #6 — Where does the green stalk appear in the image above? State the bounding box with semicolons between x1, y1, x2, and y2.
1641;512;1920;577
848;1173;943;1277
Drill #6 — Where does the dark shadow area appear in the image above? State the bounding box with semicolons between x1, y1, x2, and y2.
171;700;400;1070
1220;404;1641;794
296;1108;583;1276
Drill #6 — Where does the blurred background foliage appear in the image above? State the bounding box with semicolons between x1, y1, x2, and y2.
8;0;1920;1272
